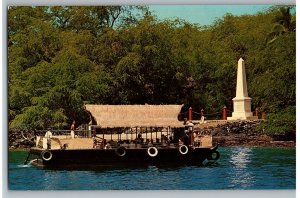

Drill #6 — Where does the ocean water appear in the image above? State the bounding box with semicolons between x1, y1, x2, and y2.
8;147;295;190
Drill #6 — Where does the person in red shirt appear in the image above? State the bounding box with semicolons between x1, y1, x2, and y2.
70;120;75;130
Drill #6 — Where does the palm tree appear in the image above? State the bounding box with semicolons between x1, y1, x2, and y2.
266;6;296;44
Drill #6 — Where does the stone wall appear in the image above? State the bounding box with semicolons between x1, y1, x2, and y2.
194;120;295;147
9;129;36;149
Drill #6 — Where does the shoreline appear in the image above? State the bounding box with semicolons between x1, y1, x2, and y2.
212;134;296;148
9;120;296;151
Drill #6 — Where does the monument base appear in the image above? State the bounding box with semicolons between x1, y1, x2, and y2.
227;115;258;120
229;97;258;120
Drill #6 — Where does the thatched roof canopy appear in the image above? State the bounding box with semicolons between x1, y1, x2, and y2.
84;104;184;128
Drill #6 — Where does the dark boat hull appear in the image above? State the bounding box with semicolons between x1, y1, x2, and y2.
28;146;219;169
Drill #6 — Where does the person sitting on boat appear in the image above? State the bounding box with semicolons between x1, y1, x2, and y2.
178;138;184;145
135;133;143;144
147;139;154;146
169;136;175;143
104;142;112;149
161;134;168;145
93;137;105;149
145;139;151;146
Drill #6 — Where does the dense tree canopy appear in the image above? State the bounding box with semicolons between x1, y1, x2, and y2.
8;6;296;131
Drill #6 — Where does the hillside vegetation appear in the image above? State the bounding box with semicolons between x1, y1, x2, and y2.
8;6;295;136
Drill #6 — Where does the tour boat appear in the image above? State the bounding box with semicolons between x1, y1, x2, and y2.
25;105;220;169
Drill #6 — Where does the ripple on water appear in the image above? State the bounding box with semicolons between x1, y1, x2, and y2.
8;147;296;190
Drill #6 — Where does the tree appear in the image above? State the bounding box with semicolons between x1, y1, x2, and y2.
266;6;296;44
8;6;295;131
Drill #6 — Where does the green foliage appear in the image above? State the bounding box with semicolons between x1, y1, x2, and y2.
266;6;296;44
259;106;296;136
8;6;295;131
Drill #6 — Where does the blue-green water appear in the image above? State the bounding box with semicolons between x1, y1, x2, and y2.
8;147;295;190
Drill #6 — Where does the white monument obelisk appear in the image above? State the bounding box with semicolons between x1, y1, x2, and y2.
227;58;258;120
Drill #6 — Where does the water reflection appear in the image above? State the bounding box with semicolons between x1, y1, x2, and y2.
40;163;204;172
230;147;252;168
228;147;255;189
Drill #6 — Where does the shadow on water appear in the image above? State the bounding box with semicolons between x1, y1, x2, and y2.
29;161;221;172
202;161;221;167
10;150;221;172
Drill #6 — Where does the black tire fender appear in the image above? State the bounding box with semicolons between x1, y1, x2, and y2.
208;150;220;160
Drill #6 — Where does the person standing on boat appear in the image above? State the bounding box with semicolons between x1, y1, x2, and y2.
188;122;194;146
70;120;76;138
70;120;75;130
182;129;189;146
45;128;52;149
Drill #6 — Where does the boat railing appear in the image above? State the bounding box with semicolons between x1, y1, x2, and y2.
36;129;92;138
36;127;208;149
35;130;92;149
101;141;181;149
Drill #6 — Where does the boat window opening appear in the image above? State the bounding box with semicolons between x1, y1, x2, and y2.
170;128;173;145
101;128;103;140
156;128;158;143
166;127;168;142
160;129;162;144
110;129;112;141
135;127;138;146
146;127;148;140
